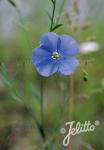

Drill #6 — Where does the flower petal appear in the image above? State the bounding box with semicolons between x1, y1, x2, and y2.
58;57;79;76
32;48;58;77
32;47;51;65
59;35;80;56
40;32;59;53
35;59;58;77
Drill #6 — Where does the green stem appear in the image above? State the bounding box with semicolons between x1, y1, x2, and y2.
40;77;49;150
50;0;57;31
40;77;46;140
40;78;43;125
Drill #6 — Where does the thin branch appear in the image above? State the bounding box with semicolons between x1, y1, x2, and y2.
50;0;57;31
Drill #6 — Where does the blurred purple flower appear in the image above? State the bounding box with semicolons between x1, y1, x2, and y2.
32;32;80;77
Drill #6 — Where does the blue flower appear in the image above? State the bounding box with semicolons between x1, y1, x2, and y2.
32;32;80;77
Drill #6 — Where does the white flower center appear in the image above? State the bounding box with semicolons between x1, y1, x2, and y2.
51;52;60;60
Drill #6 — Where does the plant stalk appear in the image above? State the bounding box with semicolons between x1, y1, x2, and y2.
40;77;46;140
50;0;57;31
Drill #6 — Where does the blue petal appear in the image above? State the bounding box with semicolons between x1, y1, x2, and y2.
58;35;80;56
32;48;58;77
36;59;58;77
40;32;59;53
58;57;79;76
32;47;51;65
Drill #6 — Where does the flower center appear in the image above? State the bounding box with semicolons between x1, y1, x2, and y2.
51;52;60;60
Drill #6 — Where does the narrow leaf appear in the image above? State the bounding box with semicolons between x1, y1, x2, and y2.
32;90;41;102
30;83;41;102
8;0;16;7
0;74;12;87
11;92;22;103
0;63;12;87
52;24;63;31
27;106;40;127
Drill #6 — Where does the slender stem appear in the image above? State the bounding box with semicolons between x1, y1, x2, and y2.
40;77;44;129
40;77;46;140
50;0;57;31
40;77;49;150
39;0;57;148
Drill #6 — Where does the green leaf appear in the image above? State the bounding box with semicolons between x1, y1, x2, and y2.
51;24;63;31
27;106;46;139
11;93;22;102
0;63;23;103
33;90;41;102
7;0;16;7
0;73;12;87
0;63;12;87
30;83;41;102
